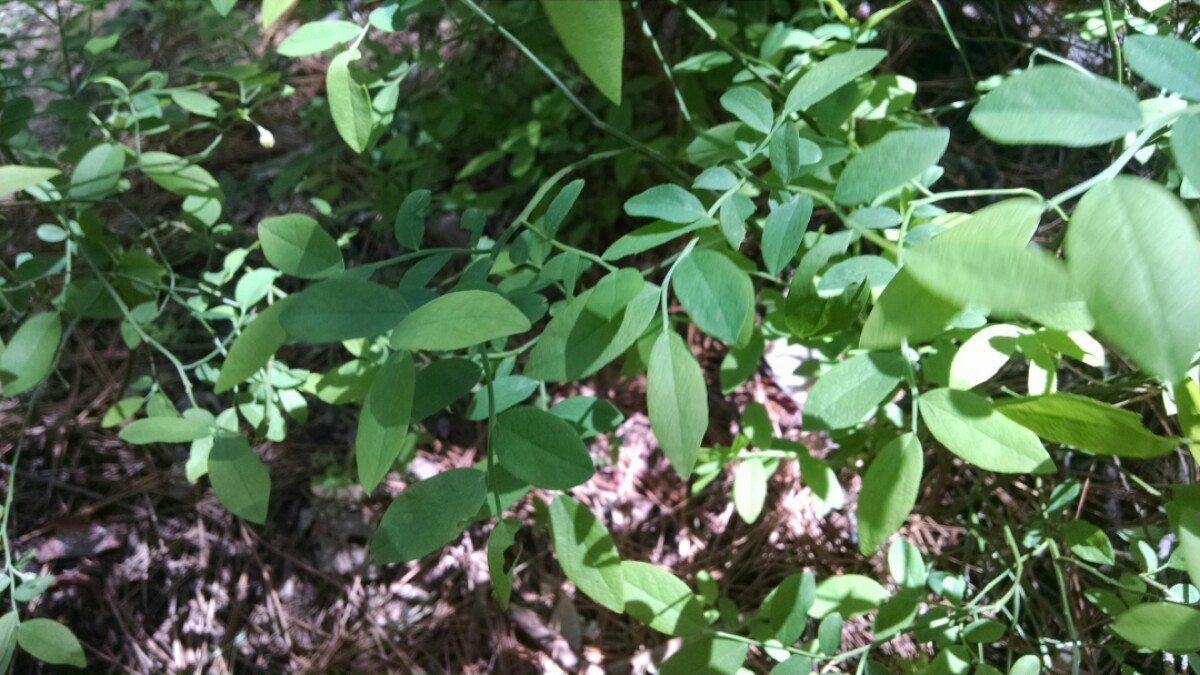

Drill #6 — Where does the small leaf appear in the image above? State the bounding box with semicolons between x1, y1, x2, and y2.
808;575;888;618
719;194;755;250
1063;519;1114;565
394;189;431;250
835;127;949;205
68;143;125;202
770;125;821;183
15;619;86;668
759;572;816;644
170;90;221;117
281;276;410;343
857;434;922;554
720;86;773;134
969;65;1143;146
215;300;288;393
1008;655;1042;675
120;416;212;444
277;20;361;57
1110;602;1200;653
208;433;270;523
733;458;768;524
543;179;585;236
919;388;1054;474
0;611;16;673
372;467;487;563
1125;34;1200;100
1171;113;1200;190
258;214;344;279
494;406;593;489
326;49;374;153
761;194;813;274
620;561;709;636
783;49;886;115
356;352;416;492
139;151;222;199
391;290;530;351
804;351;906;430
541;0;623;104
672;249;754;344
647;331;708;477
261;0;298;27
525;282;659;381
602;220;712;260
411;357;481;422
549;396;624;439
995;392;1174;459
549;495;624;612
487;518;520;609
0;312;61;397
623;184;706;223
0;165;59;198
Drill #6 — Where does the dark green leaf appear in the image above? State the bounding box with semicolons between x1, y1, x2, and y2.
0;312;61;397
857;434;922;554
783;49;886;115
15;619;86;668
208;432;270;523
394;189;431;250
258;214;344;279
494;406;593;489
372;467;487;563
281;276;410;343
761;195;813;274
216;300;289;393
411;357;481;422
356;352;415;492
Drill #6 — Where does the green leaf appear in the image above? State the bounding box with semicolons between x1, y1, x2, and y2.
0;165;59;198
543;179;585;237
15;618;86;668
761;195;813;274
808;575;888;618
672;249;754;344
171;90;221;117
919;388;1054;474
857;434;923;554
356;353;415;492
540;0;623;105
719;194;754;250
210;0;236;16
371;467;487;563
803;351;906;430
1125;35;1200;100
280;276;410;343
1065;177;1200;382
1063;519;1114;565
278;20;362;56
391;290;530;351
783;49;886;115
835;127;949;204
549;396;624;438
1168;487;1200;591
1172;113;1200;190
733;458;768;524
494;406;593;489
720;86;773;134
139;151;222;199
68;143;125;202
326;49;374;153
549;495;624;612
215;300;288;393
624;184;706;224
770;125;821;183
261;0;298;27
603;219;713;260
411;357;481;422
995;392;1174;458
524;281;659;381
208;433;270;523
759;572;816;644
719;328;763;393
0;611;16;674
258;214;344;279
394;189;431;250
647;331;708;478
487;518;520;609
1008;655;1041;675
968;65;1143;146
120;416;212;444
0;312;61;397
620;561;709;636
660;635;749;675
1110;602;1200;653
584;268;644;320
465;374;538;420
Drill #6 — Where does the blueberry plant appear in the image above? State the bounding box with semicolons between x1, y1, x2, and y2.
2;0;1200;671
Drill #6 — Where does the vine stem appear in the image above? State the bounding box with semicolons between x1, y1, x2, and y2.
478;346;503;517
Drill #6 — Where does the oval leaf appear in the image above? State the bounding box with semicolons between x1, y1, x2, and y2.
835;127;950;205
672;249;754;344
857;434;923;554
258;214;344;279
549;495;624;612
391;290;530;351
356;352;416;492
541;0;623;104
803;351;906;430
647;331;708;478
494;406;593;489
371;467;487;563
919;388;1054;474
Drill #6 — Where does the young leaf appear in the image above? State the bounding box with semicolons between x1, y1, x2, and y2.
672;249;753;344
720;86;773;134
356;352;416;492
1110;602;1200;653
968;65;1143;146
15;618;86;668
1065;177;1200;382
994;392;1175;459
834;127;950;205
803;351;907;430
857;434;923;554
733;458;768;524
540;0;623;105
620;561;709;636
394;189;431;250
326;49;374;153
207;433;270;524
1124;35;1200;100
68;143;125;202
391;290;530;351
549;495;624;612
493;405;594;489
0;165;59;198
487;518;520;609
1172;113;1200;190
761;194;813;274
0;312;61;397
919;388;1054;474
371;467;487;563
647;331;708;478
258;214;344;279
281;276;410;343
215;300;289;393
411;357;481;422
277;20;362;57
783;49;886;115
623;184;706;224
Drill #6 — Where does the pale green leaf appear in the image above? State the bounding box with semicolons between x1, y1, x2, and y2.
278;20;361;57
16;619;86;668
394;189;431;250
624;184;706;224
672;249;754;344
835;127;949;205
0;165;60;198
326;49;374;153
1172;113;1200;190
549;495;624;612
783;49;886;115
857;434;922;554
541;0;623;104
761;194;813;274
258;214;344;279
356;352;415;492
647;331;708;478
733;458;767;524
170;90;221;117
803;351;906;430
602;220;712;260
584;268;644;320
808;575;888;618
720;86;773;134
0;312;61;397
660;635;749;675
859;269;961;349
119;416;212;444
948;324;1024;390
995;392;1175;458
919;388;1054;474
262;0;298;28
1125;35;1200;100
371;467;487;563
494;405;593;489
487;518;520;609
68;143;125;201
770;125;821;183
620;561;709;636
139;151;222;199
391;290;530;351
1110;602;1200;653
0;611;15;674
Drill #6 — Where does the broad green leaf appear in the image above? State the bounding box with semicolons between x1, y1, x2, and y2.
120;416;212;444
770;125;821;183
0;165;59;198
995;392;1174;458
719;194;755;249
968;65;1143;146
372;467;487;563
620;561;709;636
720;86;773;134
170;90;221;117
962;619;1006;644
624;184;706;224
1110;602;1200;653
1008;655;1041;675
693;166;738;191
783;49;886;115
857;434;922;554
327;49;373;153
549;396;624;439
391;290;530;351
733;458;767;524
0;312;61;397
719;328;763;393
817;255;896;293
804;351;906;430
208;433;270;523
920;388;1054;474
1172;113;1200;190
261;0;298;27
394;189;431;250
948;324;1024;389
1167;487;1200;590
672;249;753;344
139;151;222;199
835;127;949;204
543;179;584;236
1063;519;1114;565
860;270;961;349
15;619;86;668
660;635;749;675
761;195;813;274
758;572;816;644
465;374;538;420
215;300;288;393
1065;177;1200;382
277;20;361;57
356;352;415;492
1125;35;1200;100
258;214;344;279
68;143;125;201
487;518;520;609
584;268;644;320
808;575;888;618
493;405;593;489
281;276;410;343
602;219;712;260
524;281;658;381
541;0;623;105
549;495;624;612
411;357;481;422
0;611;15;674
647;331;708;478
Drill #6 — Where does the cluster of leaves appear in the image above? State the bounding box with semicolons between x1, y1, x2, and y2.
3;0;1200;671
